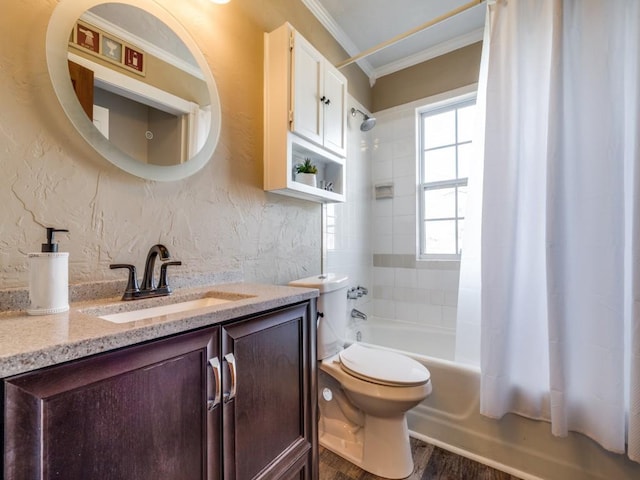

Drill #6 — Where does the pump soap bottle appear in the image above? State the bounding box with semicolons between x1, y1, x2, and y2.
27;227;70;316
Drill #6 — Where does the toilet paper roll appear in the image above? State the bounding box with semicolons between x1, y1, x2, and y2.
27;252;69;315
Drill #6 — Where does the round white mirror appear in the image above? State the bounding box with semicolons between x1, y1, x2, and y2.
46;0;221;181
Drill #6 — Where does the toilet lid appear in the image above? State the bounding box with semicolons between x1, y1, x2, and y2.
338;344;430;387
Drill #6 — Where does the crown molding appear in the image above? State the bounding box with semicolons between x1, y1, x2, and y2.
373;27;484;79
301;0;376;82
302;0;485;85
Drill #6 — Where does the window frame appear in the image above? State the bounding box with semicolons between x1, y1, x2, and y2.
417;92;477;261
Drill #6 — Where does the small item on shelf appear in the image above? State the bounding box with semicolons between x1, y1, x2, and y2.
294;158;318;187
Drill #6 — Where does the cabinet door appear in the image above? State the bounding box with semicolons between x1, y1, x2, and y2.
292;32;324;146
322;64;347;157
4;327;221;480
221;303;316;480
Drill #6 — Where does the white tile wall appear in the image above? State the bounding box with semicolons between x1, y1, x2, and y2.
372;159;393;183
371;100;461;332
394;268;417;288
324;94;462;334
325;96;373;318
393;154;416;179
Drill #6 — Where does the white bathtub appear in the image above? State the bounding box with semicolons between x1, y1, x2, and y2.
350;321;456;361
351;321;640;480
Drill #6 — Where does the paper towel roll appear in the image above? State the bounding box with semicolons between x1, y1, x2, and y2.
27;252;69;315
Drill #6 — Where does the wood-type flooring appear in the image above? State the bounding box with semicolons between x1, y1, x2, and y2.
319;437;523;480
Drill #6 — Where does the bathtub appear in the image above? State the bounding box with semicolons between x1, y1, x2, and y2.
351;320;640;480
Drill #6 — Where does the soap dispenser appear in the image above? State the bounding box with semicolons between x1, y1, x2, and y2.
27;227;70;315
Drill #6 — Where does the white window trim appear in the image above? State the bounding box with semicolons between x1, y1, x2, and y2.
416;89;477;261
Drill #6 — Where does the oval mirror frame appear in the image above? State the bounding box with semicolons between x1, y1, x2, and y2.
46;0;222;182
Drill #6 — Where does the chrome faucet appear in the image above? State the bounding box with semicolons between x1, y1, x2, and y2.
351;308;367;321
110;244;181;301
347;286;369;299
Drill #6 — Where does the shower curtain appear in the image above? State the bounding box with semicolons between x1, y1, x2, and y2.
458;0;640;461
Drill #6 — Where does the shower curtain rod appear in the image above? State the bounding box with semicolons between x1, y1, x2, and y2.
335;0;485;69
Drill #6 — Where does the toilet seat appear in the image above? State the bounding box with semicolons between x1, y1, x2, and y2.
338;344;430;387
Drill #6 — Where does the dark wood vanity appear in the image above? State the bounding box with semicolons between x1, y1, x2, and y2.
3;300;318;480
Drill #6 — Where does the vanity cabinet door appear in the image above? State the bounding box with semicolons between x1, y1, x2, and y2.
4;327;221;480
221;303;317;480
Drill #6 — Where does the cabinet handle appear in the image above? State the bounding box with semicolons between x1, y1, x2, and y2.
324;98;331;105
208;357;221;410
320;95;326;103
224;353;237;403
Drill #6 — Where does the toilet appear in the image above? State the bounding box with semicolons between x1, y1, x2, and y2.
289;274;432;479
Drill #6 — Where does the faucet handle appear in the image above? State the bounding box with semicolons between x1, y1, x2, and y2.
158;261;182;293
347;286;368;299
110;264;140;301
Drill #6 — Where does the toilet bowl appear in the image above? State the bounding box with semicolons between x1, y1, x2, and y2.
289;274;432;479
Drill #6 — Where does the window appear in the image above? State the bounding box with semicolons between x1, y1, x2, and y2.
418;95;477;259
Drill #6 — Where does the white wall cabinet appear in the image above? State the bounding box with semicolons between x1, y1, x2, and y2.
291;32;347;157
264;23;347;203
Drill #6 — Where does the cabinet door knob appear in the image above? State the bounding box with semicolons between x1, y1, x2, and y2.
224;353;237;403
324;98;331;105
320;95;326;103
207;357;221;410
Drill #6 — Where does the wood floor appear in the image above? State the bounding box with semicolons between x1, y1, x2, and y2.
319;437;523;480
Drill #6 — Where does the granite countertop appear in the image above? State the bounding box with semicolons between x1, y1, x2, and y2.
0;282;318;378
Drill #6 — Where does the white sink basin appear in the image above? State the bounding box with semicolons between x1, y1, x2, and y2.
81;290;252;323
81;290;255;324
98;297;233;324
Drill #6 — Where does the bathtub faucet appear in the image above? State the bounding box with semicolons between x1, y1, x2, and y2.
351;308;367;321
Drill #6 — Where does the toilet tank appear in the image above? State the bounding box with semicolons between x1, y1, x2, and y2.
289;274;348;360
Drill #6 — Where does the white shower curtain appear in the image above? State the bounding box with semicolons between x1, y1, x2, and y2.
459;0;640;461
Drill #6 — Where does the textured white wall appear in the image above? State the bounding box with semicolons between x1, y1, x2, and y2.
0;0;321;289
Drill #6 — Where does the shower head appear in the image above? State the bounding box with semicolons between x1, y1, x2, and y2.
350;107;376;132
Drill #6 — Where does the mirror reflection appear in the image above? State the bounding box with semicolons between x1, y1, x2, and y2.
67;3;211;167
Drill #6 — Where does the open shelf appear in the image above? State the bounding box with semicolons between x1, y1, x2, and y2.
289;136;344;200
265;132;346;203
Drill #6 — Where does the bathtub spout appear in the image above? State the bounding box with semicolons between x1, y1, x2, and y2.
351;308;367;321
